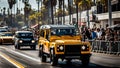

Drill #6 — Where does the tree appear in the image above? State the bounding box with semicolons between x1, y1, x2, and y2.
51;0;57;24
78;0;92;27
8;0;16;9
23;2;31;26
74;0;82;28
7;0;16;27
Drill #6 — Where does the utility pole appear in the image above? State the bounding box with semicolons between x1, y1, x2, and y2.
108;0;112;26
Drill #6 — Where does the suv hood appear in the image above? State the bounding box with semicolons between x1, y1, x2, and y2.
50;35;81;42
55;40;82;45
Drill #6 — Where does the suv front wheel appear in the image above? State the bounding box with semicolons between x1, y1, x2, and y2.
81;55;90;66
50;49;58;66
39;45;46;62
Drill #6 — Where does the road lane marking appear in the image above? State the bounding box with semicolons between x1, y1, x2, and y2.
0;52;25;68
10;50;41;63
0;47;42;64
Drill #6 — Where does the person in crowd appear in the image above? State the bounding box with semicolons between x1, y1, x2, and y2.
91;28;97;40
101;28;106;40
96;28;102;40
84;27;92;40
109;29;114;41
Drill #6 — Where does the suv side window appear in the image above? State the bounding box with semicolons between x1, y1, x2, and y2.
40;30;45;37
45;30;50;40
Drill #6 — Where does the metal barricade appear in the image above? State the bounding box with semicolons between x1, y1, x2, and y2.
89;40;120;55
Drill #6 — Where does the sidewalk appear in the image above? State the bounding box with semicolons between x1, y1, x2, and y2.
91;52;120;67
92;52;120;57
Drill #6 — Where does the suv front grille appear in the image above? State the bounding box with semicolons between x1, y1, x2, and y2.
65;45;81;55
22;40;31;43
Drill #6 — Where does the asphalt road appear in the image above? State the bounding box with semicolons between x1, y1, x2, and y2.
0;45;120;68
0;55;16;68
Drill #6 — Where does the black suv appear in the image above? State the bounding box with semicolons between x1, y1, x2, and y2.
14;31;36;50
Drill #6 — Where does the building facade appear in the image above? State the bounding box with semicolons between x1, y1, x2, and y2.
63;0;120;29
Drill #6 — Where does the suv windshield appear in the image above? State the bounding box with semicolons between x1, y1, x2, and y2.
51;29;76;36
3;33;13;36
18;33;33;38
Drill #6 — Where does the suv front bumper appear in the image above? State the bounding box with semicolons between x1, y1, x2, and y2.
18;43;36;46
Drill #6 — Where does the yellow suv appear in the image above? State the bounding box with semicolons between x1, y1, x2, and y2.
38;25;91;66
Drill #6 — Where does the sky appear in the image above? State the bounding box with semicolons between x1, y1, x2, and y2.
0;0;69;14
0;0;38;14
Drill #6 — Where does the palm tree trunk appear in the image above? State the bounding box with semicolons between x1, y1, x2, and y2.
58;0;62;24
41;0;43;25
58;0;60;24
76;3;78;28
51;0;54;24
11;9;13;27
68;0;70;24
63;0;65;24
87;9;90;27
79;9;81;28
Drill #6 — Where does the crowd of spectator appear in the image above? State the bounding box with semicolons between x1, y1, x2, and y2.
81;25;120;41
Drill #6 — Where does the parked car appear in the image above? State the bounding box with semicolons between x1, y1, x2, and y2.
38;25;91;66
0;26;9;32
0;32;14;44
14;31;36;50
0;29;8;32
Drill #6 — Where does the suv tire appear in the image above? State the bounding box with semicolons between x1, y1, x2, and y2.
39;46;46;62
81;55;90;66
50;49;58;66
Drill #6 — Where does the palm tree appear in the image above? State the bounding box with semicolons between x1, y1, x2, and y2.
3;7;6;23
1;9;2;13
3;7;6;15
43;0;57;24
7;0;16;27
58;0;63;24
51;0;57;24
68;0;74;25
68;0;71;25
0;7;1;13
74;0;82;28
43;0;49;24
78;0;92;27
41;5;48;24
62;0;65;24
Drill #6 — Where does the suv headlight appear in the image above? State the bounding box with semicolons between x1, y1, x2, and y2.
57;45;64;52
59;46;64;50
19;40;23;43
81;45;86;50
31;40;35;43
